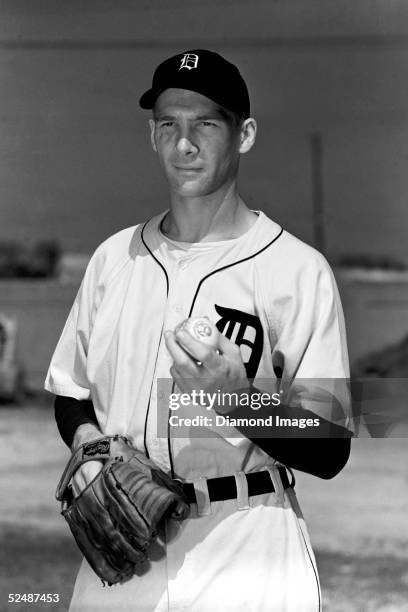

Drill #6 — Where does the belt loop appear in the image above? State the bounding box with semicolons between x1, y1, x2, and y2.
192;477;212;516
286;466;296;488
233;472;250;510
264;466;285;506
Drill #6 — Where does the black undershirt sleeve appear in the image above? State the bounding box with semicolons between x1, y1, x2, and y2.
255;436;351;480
54;393;352;479
221;396;353;480
54;395;99;448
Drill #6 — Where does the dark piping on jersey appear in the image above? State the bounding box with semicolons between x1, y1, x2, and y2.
141;220;169;460
188;228;283;317
143;221;284;478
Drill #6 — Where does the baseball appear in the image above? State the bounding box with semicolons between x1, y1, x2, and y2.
175;316;219;348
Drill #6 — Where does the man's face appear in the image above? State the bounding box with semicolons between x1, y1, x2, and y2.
150;88;243;198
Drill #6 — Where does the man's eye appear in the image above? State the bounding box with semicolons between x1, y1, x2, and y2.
159;122;175;128
200;121;216;127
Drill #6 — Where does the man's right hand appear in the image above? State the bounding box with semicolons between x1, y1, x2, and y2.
71;423;104;498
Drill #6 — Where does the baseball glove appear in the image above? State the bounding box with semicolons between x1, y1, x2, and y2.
55;435;190;586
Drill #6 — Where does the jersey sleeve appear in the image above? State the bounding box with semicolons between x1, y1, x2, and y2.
44;248;104;400
270;252;354;433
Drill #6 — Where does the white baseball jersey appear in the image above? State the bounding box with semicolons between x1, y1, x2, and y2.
45;210;351;611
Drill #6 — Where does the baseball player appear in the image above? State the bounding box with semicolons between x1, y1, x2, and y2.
46;49;353;611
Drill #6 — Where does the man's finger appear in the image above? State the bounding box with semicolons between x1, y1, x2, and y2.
174;329;211;360
217;332;244;361
174;329;221;369
170;365;199;395
165;331;202;373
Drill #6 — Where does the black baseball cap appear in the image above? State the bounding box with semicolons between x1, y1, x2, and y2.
139;49;250;118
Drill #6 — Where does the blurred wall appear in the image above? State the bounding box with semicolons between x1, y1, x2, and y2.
0;1;408;262
2;273;408;390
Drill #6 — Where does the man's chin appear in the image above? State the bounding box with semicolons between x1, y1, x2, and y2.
171;181;209;198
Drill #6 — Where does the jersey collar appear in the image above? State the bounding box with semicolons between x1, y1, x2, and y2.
141;209;283;270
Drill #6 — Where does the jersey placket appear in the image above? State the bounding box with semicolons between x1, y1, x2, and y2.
144;252;203;472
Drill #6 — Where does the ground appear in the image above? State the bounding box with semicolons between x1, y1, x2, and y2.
0;400;407;612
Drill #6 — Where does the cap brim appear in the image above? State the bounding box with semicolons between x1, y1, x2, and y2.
139;89;156;109
139;83;249;117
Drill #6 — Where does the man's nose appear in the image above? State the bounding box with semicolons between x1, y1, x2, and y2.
176;130;198;156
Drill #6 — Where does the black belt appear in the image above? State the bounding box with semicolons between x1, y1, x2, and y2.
181;466;293;505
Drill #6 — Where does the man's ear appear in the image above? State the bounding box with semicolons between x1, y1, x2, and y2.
239;118;257;154
149;119;157;153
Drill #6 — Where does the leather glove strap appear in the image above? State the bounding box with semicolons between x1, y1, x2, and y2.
55;435;129;501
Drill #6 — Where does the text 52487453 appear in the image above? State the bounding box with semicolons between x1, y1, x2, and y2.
8;594;60;604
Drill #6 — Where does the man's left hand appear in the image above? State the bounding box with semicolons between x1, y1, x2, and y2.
164;328;248;412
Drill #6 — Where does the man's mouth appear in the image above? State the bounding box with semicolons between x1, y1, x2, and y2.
174;166;203;172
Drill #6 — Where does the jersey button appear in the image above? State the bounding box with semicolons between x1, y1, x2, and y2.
173;304;183;313
178;258;189;269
